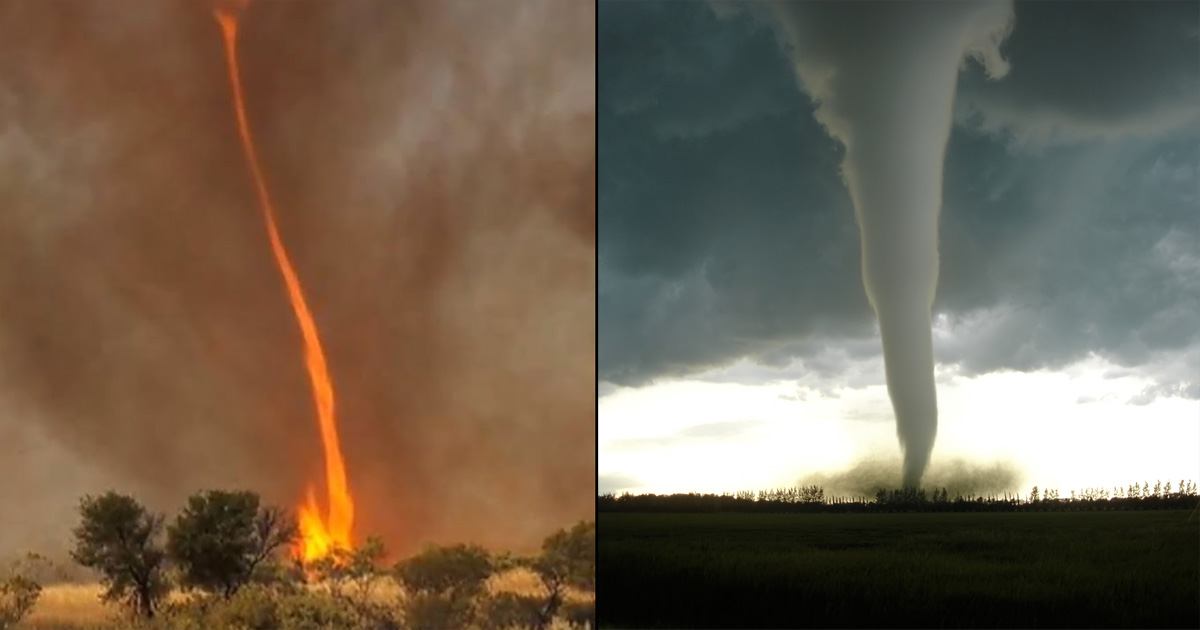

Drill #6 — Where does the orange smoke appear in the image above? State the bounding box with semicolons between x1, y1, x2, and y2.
214;1;354;562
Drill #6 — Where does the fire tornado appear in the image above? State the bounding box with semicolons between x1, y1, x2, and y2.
214;0;354;561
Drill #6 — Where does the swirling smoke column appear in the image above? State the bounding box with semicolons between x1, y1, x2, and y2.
771;1;1015;488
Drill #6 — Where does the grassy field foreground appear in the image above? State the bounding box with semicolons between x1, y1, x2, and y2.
16;568;591;630
599;510;1199;629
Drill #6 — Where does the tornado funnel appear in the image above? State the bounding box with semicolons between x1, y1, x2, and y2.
772;1;1014;487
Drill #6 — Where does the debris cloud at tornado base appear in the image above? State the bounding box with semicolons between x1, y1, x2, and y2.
0;0;594;557
799;456;1023;500
771;1;1015;488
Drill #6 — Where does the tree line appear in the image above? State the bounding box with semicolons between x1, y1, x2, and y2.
2;489;595;630
598;479;1200;514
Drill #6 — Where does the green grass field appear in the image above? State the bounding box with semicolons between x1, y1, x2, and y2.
599;510;1199;629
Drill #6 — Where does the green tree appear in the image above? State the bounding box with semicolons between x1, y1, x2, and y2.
1029;486;1039;503
166;489;297;598
70;492;169;618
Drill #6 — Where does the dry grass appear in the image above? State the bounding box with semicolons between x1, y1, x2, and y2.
18;584;108;630
16;569;592;629
17;583;198;630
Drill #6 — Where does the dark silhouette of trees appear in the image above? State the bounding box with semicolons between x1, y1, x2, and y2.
166;489;297;598
598;479;1200;514
70;492;169;619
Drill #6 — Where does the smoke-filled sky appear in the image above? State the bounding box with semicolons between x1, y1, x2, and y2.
0;0;594;558
599;1;1199;497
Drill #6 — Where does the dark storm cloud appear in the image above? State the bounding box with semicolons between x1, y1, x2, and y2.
599;1;871;385
956;1;1200;146
0;0;593;556
598;1;1199;402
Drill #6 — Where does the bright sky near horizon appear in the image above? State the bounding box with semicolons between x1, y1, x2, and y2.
600;355;1200;498
598;1;1200;498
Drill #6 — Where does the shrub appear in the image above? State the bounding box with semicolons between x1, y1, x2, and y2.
0;552;54;629
401;590;474;630
394;543;496;629
0;574;40;630
153;584;369;630
308;536;396;628
479;592;543;630
394;543;493;601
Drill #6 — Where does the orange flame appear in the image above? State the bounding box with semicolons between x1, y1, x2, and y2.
214;1;354;562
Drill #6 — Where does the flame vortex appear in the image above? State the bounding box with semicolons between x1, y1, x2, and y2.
214;1;354;561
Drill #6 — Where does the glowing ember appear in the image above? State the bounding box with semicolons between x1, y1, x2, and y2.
213;0;354;562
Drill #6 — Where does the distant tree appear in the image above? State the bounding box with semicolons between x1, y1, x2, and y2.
1165;481;1172;496
166;489;297;598
1029;486;1039;503
1153;481;1162;497
70;492;169;618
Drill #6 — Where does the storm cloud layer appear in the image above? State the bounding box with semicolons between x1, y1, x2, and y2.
598;1;1199;402
0;0;594;556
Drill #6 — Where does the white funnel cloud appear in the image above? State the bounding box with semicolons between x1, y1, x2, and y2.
771;1;1015;487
